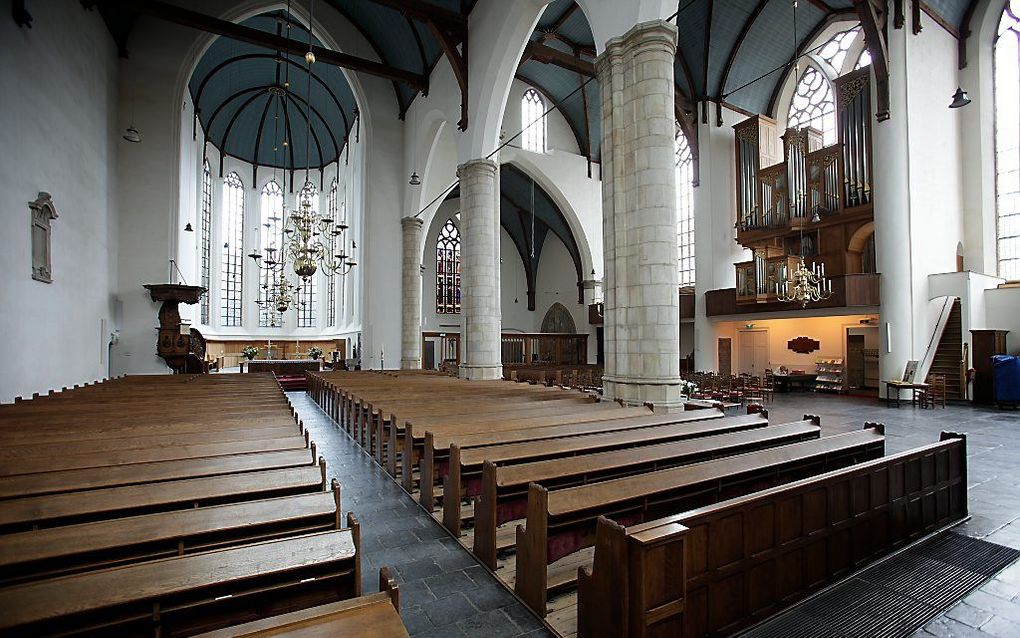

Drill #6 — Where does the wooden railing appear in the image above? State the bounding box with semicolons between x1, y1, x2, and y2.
707;272;880;316
501;333;588;366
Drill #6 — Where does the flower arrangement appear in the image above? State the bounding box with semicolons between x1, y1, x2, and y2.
308;346;324;360
679;379;699;398
241;345;259;360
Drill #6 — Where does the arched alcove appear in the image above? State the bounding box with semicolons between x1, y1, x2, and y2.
541;302;577;334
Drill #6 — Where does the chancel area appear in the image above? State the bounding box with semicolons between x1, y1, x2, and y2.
2;0;1020;636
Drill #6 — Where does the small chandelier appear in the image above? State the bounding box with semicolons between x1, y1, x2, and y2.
281;193;354;279
776;258;833;307
255;271;299;323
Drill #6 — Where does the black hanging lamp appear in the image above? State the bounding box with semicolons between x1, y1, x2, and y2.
949;87;972;109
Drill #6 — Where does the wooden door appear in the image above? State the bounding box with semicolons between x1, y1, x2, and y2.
718;338;732;376
424;340;436;370
847;334;865;389
738;331;769;375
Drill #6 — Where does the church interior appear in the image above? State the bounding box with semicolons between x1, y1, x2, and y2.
2;0;1020;636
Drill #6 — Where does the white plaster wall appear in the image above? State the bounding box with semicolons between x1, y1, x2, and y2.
500;78;582;156
984;287;1020;353
0;4;119;402
499;229;534;332
534;233;588;333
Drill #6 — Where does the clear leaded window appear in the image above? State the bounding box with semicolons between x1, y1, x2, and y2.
788;65;837;145
436;218;461;314
855;48;872;70
326;178;338;327
817;26;861;75
200;159;212;325
259;180;285;327
521;88;546;153
675;124;695;288
996;2;1020;280
220;171;244;327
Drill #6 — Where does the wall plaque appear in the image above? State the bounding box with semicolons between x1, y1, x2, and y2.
788;336;820;354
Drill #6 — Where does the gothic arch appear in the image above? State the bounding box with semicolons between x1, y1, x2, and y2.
541;302;576;334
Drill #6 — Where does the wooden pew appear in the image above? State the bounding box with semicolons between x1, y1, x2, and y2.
0;463;327;533
401;406;652;495
0;487;342;585
0;526;362;637
0;434;309;476
0;426;300;457
514;426;886;615
438;411;769;538
576;432;969;638
0;447;318;499
193;567;408;638
470;417;816;568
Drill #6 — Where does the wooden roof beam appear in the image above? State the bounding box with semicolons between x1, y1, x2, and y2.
92;0;428;91
520;41;595;77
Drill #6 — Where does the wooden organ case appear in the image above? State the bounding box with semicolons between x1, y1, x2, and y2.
730;67;876;309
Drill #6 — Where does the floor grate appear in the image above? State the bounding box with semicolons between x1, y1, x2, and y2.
743;532;1020;638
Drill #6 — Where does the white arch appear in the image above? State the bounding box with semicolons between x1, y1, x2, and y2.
574;0;676;53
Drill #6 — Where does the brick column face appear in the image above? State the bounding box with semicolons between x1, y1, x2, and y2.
400;216;424;369
597;20;683;409
457;158;502;380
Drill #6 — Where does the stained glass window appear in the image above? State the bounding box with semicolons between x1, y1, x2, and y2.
675;124;695;288
200;160;212;325
996;1;1020;280
436;218;461;314
259;180;284;327
787;65;837;145
327;178;338;327
521;88;546;153
220;172;244;327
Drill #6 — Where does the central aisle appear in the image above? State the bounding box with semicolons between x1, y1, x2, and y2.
289;391;554;638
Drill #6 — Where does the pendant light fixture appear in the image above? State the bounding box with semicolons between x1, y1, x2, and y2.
122;125;142;143
949;87;972;109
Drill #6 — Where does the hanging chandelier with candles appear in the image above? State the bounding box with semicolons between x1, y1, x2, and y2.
776;258;833;307
255;271;301;326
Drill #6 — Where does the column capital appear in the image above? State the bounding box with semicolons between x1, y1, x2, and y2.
599;19;677;62
401;216;424;231
456;157;498;178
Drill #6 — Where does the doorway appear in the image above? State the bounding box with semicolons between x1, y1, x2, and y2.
737;330;769;376
718;338;732;376
846;326;879;394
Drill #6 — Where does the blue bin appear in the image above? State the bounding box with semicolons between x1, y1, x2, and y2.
992;355;1020;403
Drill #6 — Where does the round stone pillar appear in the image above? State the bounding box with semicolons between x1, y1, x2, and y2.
457;158;502;381
596;20;683;409
400;216;424;369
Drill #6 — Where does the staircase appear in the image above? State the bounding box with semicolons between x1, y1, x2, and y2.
927;298;964;400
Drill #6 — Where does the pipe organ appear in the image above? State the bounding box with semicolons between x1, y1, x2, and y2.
731;67;875;306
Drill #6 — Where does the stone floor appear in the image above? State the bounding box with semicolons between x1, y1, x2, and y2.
289;390;1020;638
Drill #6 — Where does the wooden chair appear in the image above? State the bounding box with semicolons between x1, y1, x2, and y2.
921;374;947;409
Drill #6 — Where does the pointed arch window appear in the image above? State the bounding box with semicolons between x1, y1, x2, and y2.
521;88;547;153
996;2;1020;280
259;180;285;327
436;218;461;314
297;181;319;328
200;159;212;325
675;124;695;287
326;178;338;327
855;48;872;70
817;26;861;75
787;65;837;145
220;171;245;327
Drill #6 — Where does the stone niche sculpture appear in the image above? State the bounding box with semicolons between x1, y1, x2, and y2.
29;192;58;283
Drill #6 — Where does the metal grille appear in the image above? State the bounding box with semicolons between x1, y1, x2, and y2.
744;532;1020;638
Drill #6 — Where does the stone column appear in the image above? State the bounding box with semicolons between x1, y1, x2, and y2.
597;20;683;409
400;216;423;369
458;158;502;380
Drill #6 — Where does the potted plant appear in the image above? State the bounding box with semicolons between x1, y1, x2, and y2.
680;379;699;398
308;346;323;360
241;345;259;361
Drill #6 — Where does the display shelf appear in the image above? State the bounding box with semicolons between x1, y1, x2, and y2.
815;358;845;393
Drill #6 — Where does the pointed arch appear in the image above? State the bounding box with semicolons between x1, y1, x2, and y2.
220;171;245;327
436;218;462;314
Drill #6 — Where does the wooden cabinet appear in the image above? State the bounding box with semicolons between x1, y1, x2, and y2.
971;330;1009;404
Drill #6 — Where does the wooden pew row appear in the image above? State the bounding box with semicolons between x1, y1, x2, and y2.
433;411;767;533
193;567;409;638
0;463;327;533
0;404;295;431
0;526;362;637
469;418;817;569
0;433;309;476
576;432;969;638
0;425;300;457
514;426;887;616
0;447;319;499
401;406;652;495
0;486;342;586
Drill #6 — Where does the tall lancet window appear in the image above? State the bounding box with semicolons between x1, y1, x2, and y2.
436;218;461;314
297;182;319;328
200;159;212;325
787;65;837;145
996;2;1020;280
259;180;285;327
326;178;338;327
220;171;244;327
675;124;696;288
521;88;546;153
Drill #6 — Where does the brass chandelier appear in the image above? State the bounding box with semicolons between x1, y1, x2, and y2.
776;258;832;307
